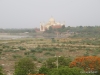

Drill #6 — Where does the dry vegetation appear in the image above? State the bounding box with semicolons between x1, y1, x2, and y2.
0;37;100;74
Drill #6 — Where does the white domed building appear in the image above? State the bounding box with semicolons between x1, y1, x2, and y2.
40;17;65;31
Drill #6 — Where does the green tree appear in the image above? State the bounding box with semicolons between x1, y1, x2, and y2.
43;57;72;69
58;57;72;67
39;66;50;75
46;58;56;69
50;66;87;75
14;58;35;75
0;66;4;75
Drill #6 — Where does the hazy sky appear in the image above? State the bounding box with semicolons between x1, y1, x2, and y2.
0;0;100;28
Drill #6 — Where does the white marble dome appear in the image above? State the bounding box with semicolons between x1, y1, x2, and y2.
49;17;55;22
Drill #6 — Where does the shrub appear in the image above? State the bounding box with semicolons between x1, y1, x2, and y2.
12;54;22;59
18;46;26;50
30;49;36;53
24;52;30;55
44;52;51;56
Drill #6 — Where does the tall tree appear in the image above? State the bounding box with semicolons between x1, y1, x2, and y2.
42;57;71;69
14;58;35;75
69;56;100;75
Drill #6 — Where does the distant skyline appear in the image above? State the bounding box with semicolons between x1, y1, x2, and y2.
0;0;100;28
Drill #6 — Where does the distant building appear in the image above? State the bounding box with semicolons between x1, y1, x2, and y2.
40;17;65;31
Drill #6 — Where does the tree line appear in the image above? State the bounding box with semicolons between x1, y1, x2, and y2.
0;28;36;33
1;26;100;38
0;56;99;75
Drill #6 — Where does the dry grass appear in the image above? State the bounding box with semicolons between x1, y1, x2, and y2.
0;37;100;74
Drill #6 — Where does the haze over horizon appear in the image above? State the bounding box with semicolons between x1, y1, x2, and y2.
0;0;100;28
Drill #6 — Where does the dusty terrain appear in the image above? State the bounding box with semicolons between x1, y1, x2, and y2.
0;35;100;75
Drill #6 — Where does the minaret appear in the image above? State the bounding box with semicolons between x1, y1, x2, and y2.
40;22;42;31
42;22;45;31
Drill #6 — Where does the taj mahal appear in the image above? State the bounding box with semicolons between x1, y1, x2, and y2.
40;17;65;31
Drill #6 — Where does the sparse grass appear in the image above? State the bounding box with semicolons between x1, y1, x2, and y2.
0;37;100;74
12;54;22;59
44;52;55;56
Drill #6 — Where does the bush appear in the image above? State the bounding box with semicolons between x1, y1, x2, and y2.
30;49;36;53
18;46;26;50
0;66;4;75
24;52;30;55
84;51;89;56
0;49;3;55
39;66;86;75
44;52;55;56
26;55;37;61
36;50;43;53
50;67;86;75
12;54;22;59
